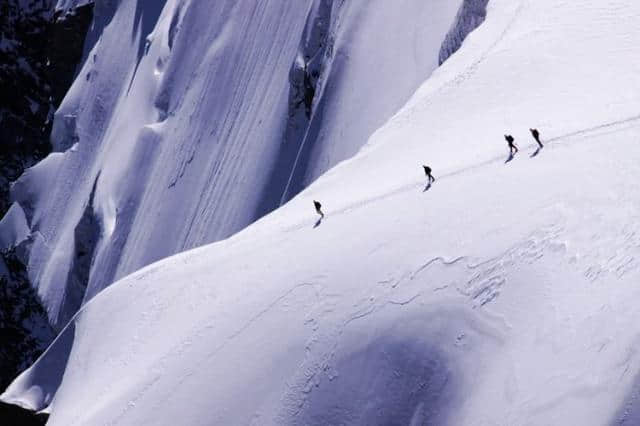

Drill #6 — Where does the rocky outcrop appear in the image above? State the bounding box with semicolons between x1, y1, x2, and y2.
256;0;340;214
439;0;489;65
0;0;54;218
0;0;94;218
0;244;55;392
48;4;95;108
0;0;94;394
0;401;47;426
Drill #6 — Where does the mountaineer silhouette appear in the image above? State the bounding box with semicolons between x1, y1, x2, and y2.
423;165;435;184
505;134;518;155
530;128;543;148
313;200;324;218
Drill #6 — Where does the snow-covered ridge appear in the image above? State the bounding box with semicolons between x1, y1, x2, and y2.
3;0;640;424
1;0;466;330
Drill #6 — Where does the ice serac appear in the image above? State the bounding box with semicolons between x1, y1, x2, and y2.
7;0;465;330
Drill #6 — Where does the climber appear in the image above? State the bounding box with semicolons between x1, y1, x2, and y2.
505;134;518;155
423;165;435;184
313;200;324;218
530;128;543;148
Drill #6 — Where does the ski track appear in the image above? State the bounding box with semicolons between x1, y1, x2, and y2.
279;0;523;208
283;114;640;233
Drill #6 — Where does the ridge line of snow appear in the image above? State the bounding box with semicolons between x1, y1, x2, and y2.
397;0;525;119
283;114;640;233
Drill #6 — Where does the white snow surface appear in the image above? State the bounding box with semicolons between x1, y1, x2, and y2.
4;0;640;425
6;0;463;328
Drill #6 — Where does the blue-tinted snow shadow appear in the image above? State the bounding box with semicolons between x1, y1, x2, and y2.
530;147;542;158
1;322;76;416
294;334;457;425
132;0;168;59
423;182;432;192
313;217;323;228
610;369;640;425
127;0;169;94
505;153;515;163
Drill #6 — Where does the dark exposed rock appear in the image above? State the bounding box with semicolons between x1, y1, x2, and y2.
0;0;94;218
254;0;338;217
0;400;48;426
0;0;94;395
49;4;95;108
0;0;54;218
439;0;489;65
0;244;55;392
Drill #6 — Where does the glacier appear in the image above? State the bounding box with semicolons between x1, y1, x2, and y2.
2;0;640;424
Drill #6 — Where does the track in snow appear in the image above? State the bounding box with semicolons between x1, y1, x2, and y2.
284;114;640;233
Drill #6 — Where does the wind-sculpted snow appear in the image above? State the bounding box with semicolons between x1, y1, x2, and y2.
8;118;640;424
2;0;465;330
3;0;640;424
285;306;499;425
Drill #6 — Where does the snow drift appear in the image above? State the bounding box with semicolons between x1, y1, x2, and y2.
5;0;640;424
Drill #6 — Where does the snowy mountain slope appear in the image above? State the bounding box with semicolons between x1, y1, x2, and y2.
2;0;467;331
272;0;464;202
0;0;94;394
4;0;640;424
8;118;640;424
3;0;640;425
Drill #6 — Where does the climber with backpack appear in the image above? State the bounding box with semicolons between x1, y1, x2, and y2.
423;165;435;184
313;200;324;218
505;134;518;155
530;128;543;148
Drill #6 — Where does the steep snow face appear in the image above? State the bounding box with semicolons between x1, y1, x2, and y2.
271;0;464;204
5;0;464;328
3;0;640;424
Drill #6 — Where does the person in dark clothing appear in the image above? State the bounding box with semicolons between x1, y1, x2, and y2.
423;165;435;184
530;128;543;148
505;134;518;155
313;200;324;218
